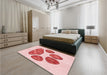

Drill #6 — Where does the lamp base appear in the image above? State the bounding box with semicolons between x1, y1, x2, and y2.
89;29;92;35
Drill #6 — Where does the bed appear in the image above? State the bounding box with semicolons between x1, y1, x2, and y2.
40;29;85;55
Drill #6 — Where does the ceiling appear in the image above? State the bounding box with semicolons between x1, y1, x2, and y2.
16;0;97;12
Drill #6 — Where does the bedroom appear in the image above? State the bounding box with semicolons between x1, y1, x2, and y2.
0;0;107;75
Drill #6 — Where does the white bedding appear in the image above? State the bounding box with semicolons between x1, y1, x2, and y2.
43;33;80;44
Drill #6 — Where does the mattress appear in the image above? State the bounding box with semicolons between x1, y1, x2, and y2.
43;34;80;44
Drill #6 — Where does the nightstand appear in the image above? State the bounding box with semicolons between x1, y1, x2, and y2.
85;35;98;44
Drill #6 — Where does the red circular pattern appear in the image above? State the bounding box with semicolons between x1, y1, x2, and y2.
45;57;59;65
29;48;63;65
31;55;43;61
50;54;63;60
46;50;55;53
29;48;44;55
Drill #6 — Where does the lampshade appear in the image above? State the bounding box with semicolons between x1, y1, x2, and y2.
86;26;95;29
53;27;58;29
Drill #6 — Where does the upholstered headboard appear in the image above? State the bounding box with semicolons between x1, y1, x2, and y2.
58;29;85;41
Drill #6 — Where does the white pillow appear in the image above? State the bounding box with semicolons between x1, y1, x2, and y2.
61;30;72;34
71;30;78;34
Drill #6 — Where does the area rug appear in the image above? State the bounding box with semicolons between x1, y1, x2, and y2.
18;46;75;75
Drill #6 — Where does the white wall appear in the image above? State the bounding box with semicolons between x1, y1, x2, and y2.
60;6;83;29
59;1;98;35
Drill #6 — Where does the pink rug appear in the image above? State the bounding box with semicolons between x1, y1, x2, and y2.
18;46;75;75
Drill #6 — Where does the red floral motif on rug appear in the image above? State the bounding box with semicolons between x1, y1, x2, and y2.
29;48;63;65
18;46;75;75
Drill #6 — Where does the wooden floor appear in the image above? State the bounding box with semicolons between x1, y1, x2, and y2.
0;42;107;75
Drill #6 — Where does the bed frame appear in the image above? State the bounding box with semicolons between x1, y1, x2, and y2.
40;29;85;55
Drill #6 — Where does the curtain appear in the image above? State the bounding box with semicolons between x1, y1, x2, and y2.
72;1;98;35
0;0;43;33
51;1;98;35
82;1;98;35
50;11;60;33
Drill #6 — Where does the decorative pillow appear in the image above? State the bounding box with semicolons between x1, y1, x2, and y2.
71;30;78;34
61;30;72;34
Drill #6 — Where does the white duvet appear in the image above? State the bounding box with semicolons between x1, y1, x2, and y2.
44;33;80;41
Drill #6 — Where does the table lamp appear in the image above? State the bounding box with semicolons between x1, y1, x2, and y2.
53;27;58;33
86;25;95;35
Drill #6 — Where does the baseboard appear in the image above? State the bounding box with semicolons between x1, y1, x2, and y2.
98;43;107;56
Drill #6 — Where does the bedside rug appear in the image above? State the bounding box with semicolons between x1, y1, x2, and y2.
18;46;75;75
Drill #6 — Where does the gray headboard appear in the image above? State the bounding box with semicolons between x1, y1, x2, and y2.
58;29;85;41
